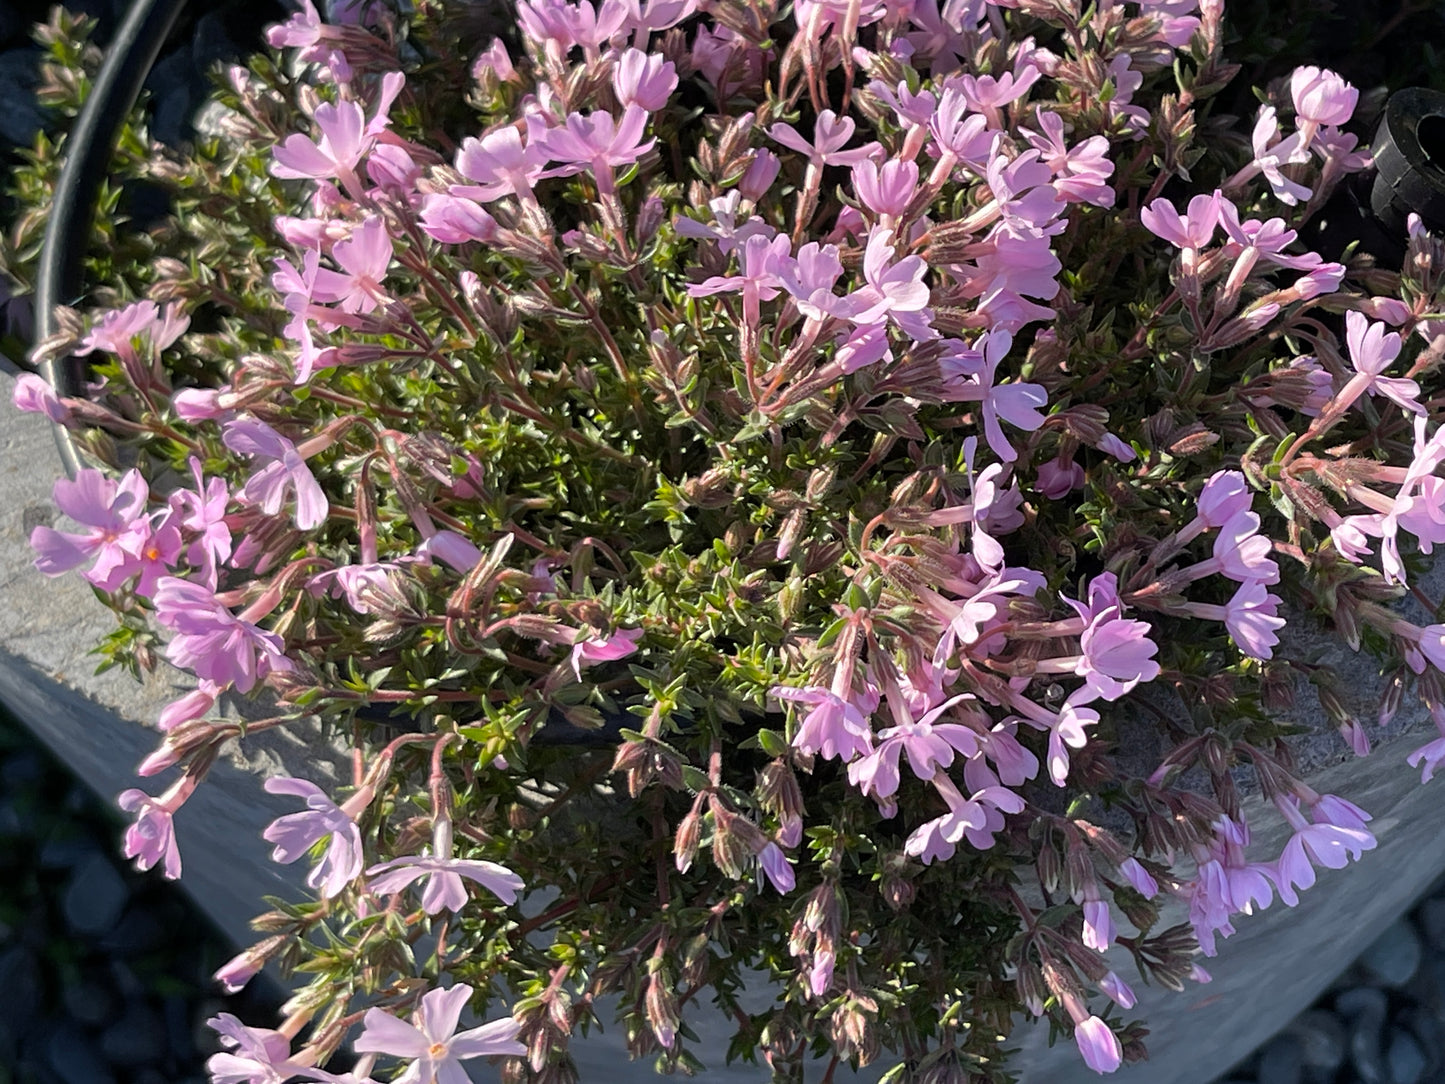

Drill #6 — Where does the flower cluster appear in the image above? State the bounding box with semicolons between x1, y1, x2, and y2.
13;0;1445;1078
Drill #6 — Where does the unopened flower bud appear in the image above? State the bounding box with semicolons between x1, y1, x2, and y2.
674;806;701;873
645;968;680;1049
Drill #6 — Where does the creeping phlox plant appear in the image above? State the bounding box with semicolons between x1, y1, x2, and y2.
12;0;1445;1078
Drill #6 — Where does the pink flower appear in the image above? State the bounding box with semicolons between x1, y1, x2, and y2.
312;217;394;315
1118;857;1159;898
851;158;919;221
772;683;876;763
169;458;233;585
1290;65;1357;129
1140;191;1220;250
776;241;848;322
569;626;643;678
222;418;329;531
152;576;290;694
940;329;1047;462
262;777;366;899
1099;971;1135;1009
271;72;405;194
1345;309;1423;416
415;529;483;572
354;984;524;1080
847;693;979;802
118;788;183;880
612;48;677;111
536;105;656;196
842;226;935;341
12;371;70;424
1074;1016;1123;1075
1185;580;1286;660
419;193;499;246
207;1013;305;1084
689;232;791;327
1250;108;1312;206
367;823;524;914
769;110;880;168
1408;731;1445;783
1197;470;1252;529
454;125;549;204
1209;511;1280;584
30;468;151;590
758;842;795;894
1270;795;1375;906
74;299;189;359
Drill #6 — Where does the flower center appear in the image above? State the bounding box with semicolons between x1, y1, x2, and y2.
428;1042;448;1059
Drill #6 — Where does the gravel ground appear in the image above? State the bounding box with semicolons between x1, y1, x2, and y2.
2;0;1445;1082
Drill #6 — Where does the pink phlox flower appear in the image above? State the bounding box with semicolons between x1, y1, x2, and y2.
841;226;935;340
612;48;677;111
1212;510;1280;584
928;86;998;167
472;38;517;83
265;0;333;55
674;191;776;255
1078;890;1116;952
153;576;290;693
561;0;630;54
169;458;233;585
1118;856;1158;898
419;192;499;245
30;467;151;589
123;511;184;598
353;984;525;1080
516;0;579;54
955;50;1042;127
271;72;405;191
1293;262;1346;299
1312;125;1371;172
1345;309;1424;415
832;321;893;374
1218;202;1323;271
776;241;848;322
311;216;394;315
1222;580;1286;660
1073;1015;1123;1075
367;823;525;914
981;149;1063;229
262;776;365;900
955;218;1063;307
847;692;979;801
947;562;1046;646
118;788;183;880
1140;190;1221;250
1186;856;1237;956
627;0;698;34
1099;971;1136;1010
1269;794;1376;906
940;329;1047;462
974;722;1039;787
222;417;329;531
158;682;220;733
769;110;880;168
206;1013;305;1084
1037;453;1084;499
11;371;72;425
453;124;549;204
535;104;656;194
1009;691;1099;786
1407;705;1445;782
1056;572;1160;702
74;299;189;360
852;158;920;222
739;148;781;201
1196;469;1252;530
569;626;643;678
772;681;878;762
868;79;937;132
366;143;421;198
903;771;1024;862
1290;65;1358;130
1104;54;1150;136
795;0;887;36
1250;106;1313;206
898;0;981;74
415;529;482;572
309;562;406;615
688;232;792;327
1022;110;1115;207
758;842;796;894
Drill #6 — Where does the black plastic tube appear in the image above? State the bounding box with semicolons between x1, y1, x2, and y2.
35;0;191;480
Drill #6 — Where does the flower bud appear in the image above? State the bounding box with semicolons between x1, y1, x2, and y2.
645;968;680;1049
674;806;701;873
